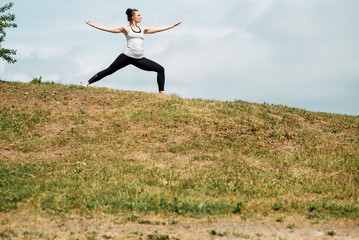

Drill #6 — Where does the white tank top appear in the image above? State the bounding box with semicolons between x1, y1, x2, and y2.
123;26;144;59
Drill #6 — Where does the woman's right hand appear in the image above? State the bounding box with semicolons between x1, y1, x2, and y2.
85;21;95;27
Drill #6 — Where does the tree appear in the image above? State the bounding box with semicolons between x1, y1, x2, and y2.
0;2;17;64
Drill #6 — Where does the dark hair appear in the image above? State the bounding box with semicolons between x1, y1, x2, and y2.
126;8;138;22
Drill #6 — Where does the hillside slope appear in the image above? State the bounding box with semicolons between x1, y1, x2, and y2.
1;81;358;219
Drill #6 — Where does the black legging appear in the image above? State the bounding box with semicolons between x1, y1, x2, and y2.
88;53;165;91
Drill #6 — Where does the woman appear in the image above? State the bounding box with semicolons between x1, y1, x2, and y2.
83;8;182;94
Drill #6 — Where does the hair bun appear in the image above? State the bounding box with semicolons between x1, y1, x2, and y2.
126;8;132;16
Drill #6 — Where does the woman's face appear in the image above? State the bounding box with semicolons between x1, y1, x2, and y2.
133;11;142;23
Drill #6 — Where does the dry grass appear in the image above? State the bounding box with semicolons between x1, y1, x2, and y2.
1;80;358;222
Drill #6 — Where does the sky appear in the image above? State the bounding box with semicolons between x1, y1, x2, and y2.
1;0;359;115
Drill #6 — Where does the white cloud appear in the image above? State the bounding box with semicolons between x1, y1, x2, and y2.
4;73;29;83
0;61;4;74
246;0;277;24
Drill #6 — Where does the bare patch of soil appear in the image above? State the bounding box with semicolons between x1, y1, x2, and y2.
1;212;358;239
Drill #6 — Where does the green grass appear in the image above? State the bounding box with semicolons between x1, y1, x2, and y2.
0;80;358;219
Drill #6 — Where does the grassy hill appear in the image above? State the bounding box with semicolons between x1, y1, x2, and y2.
1;80;358;220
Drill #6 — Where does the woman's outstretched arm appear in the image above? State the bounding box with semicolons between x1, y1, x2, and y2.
85;21;127;34
143;21;182;34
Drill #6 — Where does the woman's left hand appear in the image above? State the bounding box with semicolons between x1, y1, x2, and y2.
173;22;182;27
